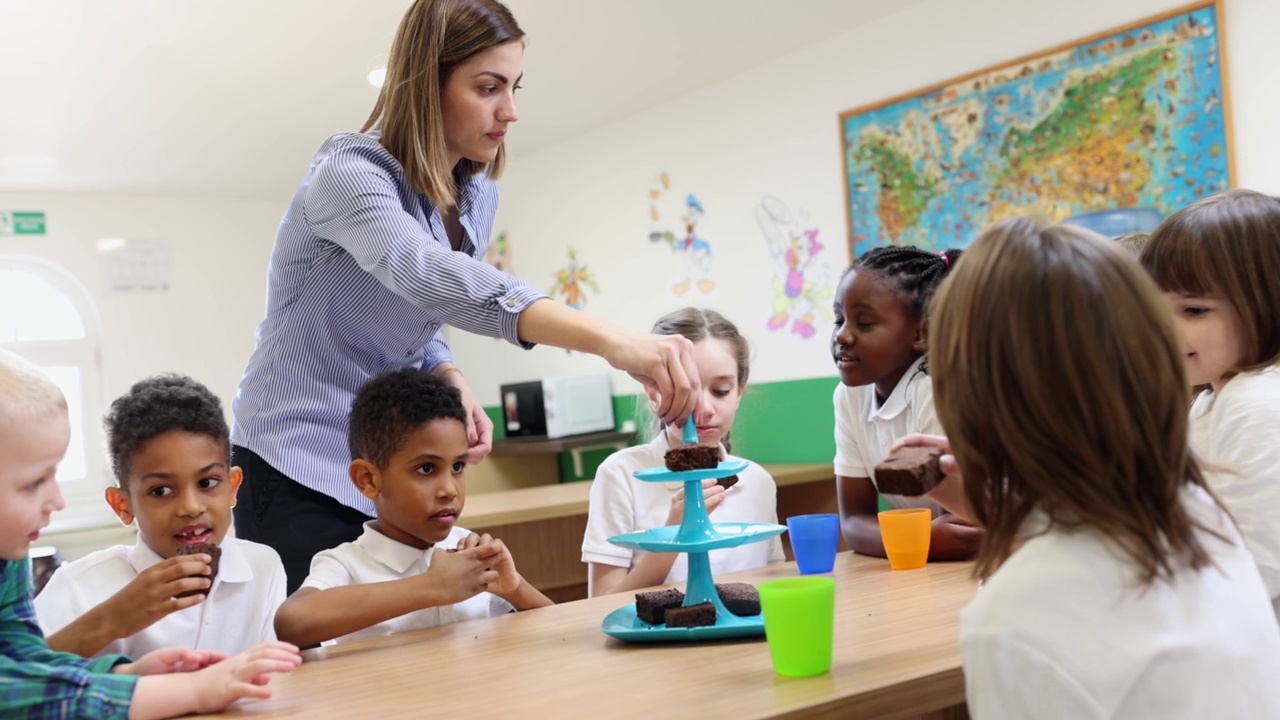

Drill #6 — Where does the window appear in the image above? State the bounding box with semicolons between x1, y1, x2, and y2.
0;256;113;531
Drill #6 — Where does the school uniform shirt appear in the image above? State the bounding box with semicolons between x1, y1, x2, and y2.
832;356;942;513
1188;365;1280;621
34;535;286;659
581;433;785;583
300;522;514;646
232;130;548;516
961;489;1280;720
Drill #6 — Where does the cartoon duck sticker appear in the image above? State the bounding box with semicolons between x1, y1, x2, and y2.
647;172;716;296
755;196;833;339
550;246;599;310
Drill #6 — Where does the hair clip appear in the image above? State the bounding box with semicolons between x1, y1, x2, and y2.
939;251;950;268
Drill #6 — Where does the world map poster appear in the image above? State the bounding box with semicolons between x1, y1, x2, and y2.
840;2;1231;256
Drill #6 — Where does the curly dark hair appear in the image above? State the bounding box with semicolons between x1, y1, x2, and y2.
349;369;467;468
850;245;964;320
105;374;229;484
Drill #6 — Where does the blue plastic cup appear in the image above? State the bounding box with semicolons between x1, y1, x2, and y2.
786;513;840;575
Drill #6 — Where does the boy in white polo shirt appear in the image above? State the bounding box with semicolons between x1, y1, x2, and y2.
274;369;552;647
35;375;287;659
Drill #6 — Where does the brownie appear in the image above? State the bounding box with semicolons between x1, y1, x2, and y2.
715;582;760;616
874;446;945;496
175;542;220;598
665;602;716;628
716;475;739;489
635;587;685;625
664;444;720;472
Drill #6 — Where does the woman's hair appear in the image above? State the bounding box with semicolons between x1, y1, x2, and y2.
645;308;750;450
1140;189;1280;374
361;0;523;209
850;245;964;321
929;217;1222;583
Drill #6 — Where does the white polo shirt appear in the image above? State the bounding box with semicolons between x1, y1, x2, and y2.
833;356;942;513
581;433;785;583
1188;365;1280;621
961;489;1280;719
34;535;285;658
300;522;514;646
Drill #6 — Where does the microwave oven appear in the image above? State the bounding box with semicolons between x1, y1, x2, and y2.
499;373;615;440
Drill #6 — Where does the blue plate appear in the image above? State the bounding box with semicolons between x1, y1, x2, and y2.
632;460;749;483
607;522;786;553
601;603;765;643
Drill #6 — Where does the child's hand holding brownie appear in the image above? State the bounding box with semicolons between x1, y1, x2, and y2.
92;554;214;640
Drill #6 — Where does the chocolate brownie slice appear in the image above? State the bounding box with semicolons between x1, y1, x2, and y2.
635;587;685;625
175;542;220;598
716;475;739;489
664;602;716;628
715;582;760;616
874;446;945;496
663;445;720;472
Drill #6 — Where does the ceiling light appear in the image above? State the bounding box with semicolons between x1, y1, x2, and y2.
367;68;386;88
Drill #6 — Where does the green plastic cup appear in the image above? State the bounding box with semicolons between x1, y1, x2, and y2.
759;576;836;677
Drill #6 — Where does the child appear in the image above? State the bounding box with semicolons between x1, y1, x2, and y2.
1115;231;1150;255
582;308;784;597
831;246;978;560
1140;189;1280;620
36;375;287;659
907;218;1280;718
0;350;299;719
273;369;551;647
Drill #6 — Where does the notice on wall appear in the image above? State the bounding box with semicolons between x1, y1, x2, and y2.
0;210;46;236
96;238;172;294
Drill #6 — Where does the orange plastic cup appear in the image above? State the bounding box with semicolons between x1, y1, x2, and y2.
878;508;931;570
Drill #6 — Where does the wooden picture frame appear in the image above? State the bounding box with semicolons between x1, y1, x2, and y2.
838;1;1233;257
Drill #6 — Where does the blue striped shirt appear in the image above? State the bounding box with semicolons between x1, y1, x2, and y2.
232;131;546;514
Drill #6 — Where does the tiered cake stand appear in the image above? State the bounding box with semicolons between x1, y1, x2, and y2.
601;457;787;642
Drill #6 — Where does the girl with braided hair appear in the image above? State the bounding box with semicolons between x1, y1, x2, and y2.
831;245;980;561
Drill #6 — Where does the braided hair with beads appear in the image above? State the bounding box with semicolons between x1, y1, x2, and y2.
850;246;963;321
846;245;963;375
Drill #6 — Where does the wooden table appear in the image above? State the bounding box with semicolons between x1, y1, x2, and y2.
196;554;977;719
462;464;841;601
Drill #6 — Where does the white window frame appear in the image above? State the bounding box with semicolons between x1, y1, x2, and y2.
0;254;116;532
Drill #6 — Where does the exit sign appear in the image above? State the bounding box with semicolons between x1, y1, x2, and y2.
0;211;46;236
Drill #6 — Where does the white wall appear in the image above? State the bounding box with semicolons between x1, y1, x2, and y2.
454;0;1280;406
0;192;283;403
0;192;282;549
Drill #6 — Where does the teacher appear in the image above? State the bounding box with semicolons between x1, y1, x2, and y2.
230;0;699;592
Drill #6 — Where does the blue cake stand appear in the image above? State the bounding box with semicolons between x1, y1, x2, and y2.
601;420;786;643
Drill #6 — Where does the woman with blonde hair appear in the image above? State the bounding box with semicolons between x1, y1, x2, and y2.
901;218;1280;719
232;0;700;592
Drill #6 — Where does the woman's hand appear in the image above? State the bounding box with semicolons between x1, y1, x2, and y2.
602;330;700;426
435;365;493;463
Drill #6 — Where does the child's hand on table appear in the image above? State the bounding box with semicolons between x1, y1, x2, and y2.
114;647;226;676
